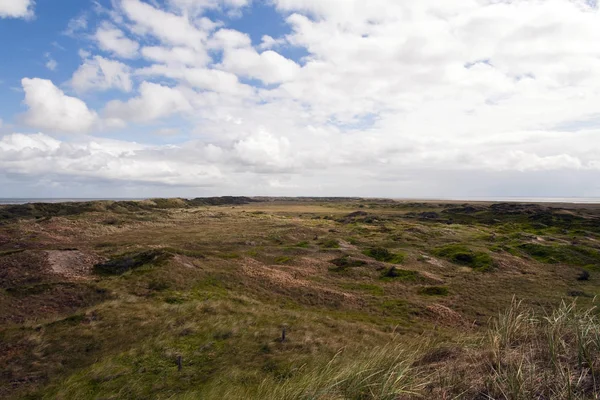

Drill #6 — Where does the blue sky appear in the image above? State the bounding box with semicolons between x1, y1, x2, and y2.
1;0;600;198
0;0;298;143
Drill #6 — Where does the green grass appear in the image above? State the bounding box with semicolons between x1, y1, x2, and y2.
380;267;419;282
418;286;449;296
340;283;385;296
274;256;293;264
321;239;340;249
328;255;367;272
517;243;600;266
4;198;600;399
431;244;493;271
363;247;405;264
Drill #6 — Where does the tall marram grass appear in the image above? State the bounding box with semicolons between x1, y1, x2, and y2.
178;342;428;400
48;298;600;399
487;297;600;399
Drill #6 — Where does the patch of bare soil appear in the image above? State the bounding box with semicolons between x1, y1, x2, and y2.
494;253;537;274
46;250;103;280
421;255;445;268
338;239;358;251
172;254;199;269
420;271;445;283
426;304;468;327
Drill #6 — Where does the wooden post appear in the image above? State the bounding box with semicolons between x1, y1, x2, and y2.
177;355;182;371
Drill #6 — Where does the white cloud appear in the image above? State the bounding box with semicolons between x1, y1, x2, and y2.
64;14;87;36
225;48;301;84
233;129;293;171
137;64;253;96
211;28;301;84
45;58;57;71
168;0;251;15
259;35;286;50
0;133;223;186
71;56;133;93
119;0;208;49
95;22;139;58
141;45;210;67
21;78;98;134
0;0;34;19
104;82;193;123
5;0;600;197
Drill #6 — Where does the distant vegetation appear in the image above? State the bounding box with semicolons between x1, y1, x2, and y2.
2;198;600;398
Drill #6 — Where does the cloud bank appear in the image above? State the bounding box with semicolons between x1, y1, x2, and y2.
3;0;600;197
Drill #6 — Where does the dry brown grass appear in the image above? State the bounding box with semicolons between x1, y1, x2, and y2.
1;198;600;398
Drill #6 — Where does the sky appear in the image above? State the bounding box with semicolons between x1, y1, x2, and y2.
0;0;600;199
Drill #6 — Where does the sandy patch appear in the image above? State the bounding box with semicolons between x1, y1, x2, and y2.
338;240;358;251
421;255;445;268
426;304;467;327
420;271;445;283
45;250;103;280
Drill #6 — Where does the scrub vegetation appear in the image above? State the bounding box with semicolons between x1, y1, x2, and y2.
2;198;600;399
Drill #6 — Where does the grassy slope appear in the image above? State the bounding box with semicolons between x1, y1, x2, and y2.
1;199;600;399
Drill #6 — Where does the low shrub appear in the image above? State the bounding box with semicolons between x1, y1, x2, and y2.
329;256;367;273
93;250;171;275
432;244;493;271
418;286;449;296
577;270;590;281
381;267;419;281
363;247;405;264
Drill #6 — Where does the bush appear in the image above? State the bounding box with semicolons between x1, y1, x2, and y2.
329;255;367;272
381;267;419;281
432;244;493;271
419;286;449;296
577;270;590;281
93;250;171;275
363;247;405;264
